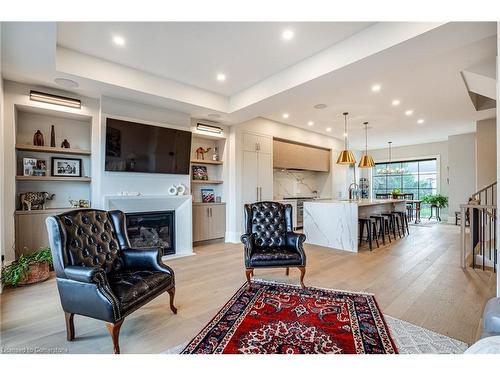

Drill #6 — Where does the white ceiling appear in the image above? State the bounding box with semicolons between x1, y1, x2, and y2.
57;22;373;96
1;22;497;149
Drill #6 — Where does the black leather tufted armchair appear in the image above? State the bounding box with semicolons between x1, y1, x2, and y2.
46;209;177;354
241;201;306;288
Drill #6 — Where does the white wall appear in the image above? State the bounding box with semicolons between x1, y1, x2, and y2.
496;22;499;297
1;23;5;270
476;118;497;189
367;140;449;216
227;117;350;242
448;133;476;219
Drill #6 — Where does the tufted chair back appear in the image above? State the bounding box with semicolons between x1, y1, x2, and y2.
243;201;293;249
52;209;123;274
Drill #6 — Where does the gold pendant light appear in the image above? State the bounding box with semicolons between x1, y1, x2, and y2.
358;121;375;168
336;112;356;165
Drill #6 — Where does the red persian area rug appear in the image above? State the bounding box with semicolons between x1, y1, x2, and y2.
182;280;398;354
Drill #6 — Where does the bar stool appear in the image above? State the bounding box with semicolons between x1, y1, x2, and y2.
381;213;399;239
359;217;379;251
370;215;391;245
392;211;409;236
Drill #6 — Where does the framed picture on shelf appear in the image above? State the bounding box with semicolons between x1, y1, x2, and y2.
51;157;82;177
32;159;47;176
201;188;215;203
23;158;37;176
192;165;208;180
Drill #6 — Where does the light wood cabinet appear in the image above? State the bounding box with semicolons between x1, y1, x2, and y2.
273;138;330;172
192;203;226;242
241;132;273;204
15;208;67;258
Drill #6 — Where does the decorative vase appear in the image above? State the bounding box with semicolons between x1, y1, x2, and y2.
18;261;50;286
61;139;70;148
33;130;44;146
50;125;55;147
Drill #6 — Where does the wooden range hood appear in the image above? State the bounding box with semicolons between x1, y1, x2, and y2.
273;138;331;172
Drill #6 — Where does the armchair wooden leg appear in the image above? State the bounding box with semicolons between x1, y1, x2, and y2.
106;319;124;354
298;266;306;289
167;287;178;314
245;268;253;290
64;312;75;341
285;267;289;276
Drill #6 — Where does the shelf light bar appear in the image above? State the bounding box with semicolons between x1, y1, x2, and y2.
30;90;81;109
197;123;222;134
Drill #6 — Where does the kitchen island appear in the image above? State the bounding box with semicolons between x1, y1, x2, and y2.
303;199;407;252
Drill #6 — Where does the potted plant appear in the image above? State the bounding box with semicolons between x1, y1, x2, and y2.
422;194;449;208
1;246;52;287
391;188;401;198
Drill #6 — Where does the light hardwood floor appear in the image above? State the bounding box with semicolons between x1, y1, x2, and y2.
0;223;496;354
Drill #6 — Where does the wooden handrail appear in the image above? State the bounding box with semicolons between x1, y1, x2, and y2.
473;181;497;196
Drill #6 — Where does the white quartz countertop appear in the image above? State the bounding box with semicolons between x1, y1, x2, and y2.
304;198;405;207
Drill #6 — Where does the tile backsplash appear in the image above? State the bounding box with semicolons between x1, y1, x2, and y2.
273;169;330;199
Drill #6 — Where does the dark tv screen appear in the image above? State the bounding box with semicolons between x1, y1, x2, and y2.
105;118;192;174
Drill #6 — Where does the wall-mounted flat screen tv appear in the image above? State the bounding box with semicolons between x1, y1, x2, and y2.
105;118;192;174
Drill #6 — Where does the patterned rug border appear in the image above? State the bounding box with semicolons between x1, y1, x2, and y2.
251;278;376;297
181;279;397;354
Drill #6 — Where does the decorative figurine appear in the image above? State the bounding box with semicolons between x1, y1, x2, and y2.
195;146;211;160
212;147;219;161
69;199;90;208
61;139;70;148
33;130;44;146
20;192;55;210
50;125;56;147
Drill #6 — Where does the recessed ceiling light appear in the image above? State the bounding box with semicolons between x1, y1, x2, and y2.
371;84;382;92
326;127;332;132
282;29;294;40
282;113;289;119
112;35;126;46
313;104;327;110
307;121;314;126
405;110;414;116
54;78;79;89
417;119;425;124
216;73;226;82
392;99;400;106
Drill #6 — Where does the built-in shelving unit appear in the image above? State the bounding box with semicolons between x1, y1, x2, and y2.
190;159;223;165
190;130;226;204
16;176;92;182
191;179;223;185
14;104;93;257
15;144;91;156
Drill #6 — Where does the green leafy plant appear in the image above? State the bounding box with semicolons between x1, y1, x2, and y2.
422;194;449;208
1;246;52;287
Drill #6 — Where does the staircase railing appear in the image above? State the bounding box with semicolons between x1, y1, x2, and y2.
471;181;497;206
460;203;497;272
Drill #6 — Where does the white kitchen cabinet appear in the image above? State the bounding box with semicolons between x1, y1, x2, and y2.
242;132;272;154
241;132;273;204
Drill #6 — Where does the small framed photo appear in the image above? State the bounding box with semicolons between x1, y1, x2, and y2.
51;157;82;177
32;159;47;176
192;165;208;180
201;188;215;203
23;158;37;176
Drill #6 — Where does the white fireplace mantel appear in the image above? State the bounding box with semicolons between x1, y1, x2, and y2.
104;194;193;259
